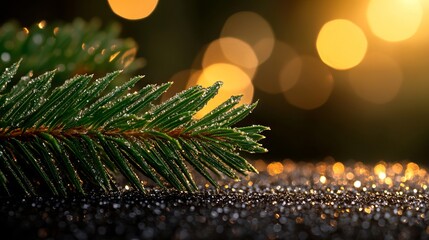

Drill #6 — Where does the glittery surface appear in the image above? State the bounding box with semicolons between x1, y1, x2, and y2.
2;159;429;240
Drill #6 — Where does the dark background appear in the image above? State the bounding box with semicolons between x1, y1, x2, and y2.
3;0;429;164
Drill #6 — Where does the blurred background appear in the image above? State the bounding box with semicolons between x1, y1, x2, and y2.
2;0;429;164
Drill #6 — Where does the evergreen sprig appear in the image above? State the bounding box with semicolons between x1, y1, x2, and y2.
0;61;268;196
0;18;144;85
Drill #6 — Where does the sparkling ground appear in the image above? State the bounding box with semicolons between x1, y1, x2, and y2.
2;159;429;240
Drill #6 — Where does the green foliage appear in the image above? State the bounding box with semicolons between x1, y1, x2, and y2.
0;61;268;196
0;18;144;86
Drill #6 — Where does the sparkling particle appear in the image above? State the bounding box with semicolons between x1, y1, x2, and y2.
38;20;47;29
22;27;29;35
320;175;327;184
109;51;121;62
1;160;429;240
354;180;361;188
296;217;304;224
53;27;60;35
364;207;372;214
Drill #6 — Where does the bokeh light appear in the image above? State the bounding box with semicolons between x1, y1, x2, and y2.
107;0;158;20
120;47;137;68
333;162;345;175
190;63;254;119
283;56;334;110
221;11;275;64
374;162;387;180
253;159;267;173
25;0;429;162
348;53;403;104
202;37;258;78
367;0;423;42
353;180;361;188
188;70;203;87
267;162;284;176
219;37;259;69
254;41;297;94
316;19;368;70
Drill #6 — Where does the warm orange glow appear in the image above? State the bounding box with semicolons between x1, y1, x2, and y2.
407;162;420;173
186;70;203;87
109;51;121;62
364;207;372;214
191;63;254;118
279;58;300;92
267;162;284;176
316;162;327;174
196;63;252;92
283;56;334;110
348;53;402;104
37;20;47;29
283;159;297;173
221;11;275;64
53;27;59;35
108;0;158;20
202;38;258;78
392;163;404;174
385;177;393;186
120;47;137;68
419;169;427;177
404;162;419;180
247;160;429;191
346;172;355;180
316;19;367;70
254;160;267;172
219;37;259;69
374;163;387;180
332;162;345;175
367;0;423;42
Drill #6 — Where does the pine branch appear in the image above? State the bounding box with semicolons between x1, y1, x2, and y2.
0;61;269;196
0;18;144;86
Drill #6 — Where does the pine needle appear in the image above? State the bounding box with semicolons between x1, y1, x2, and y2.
0;61;269;196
